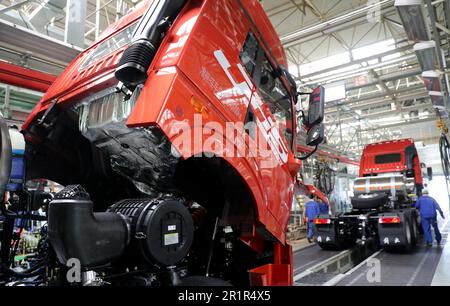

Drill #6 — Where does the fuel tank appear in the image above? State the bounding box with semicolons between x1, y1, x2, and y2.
353;174;415;197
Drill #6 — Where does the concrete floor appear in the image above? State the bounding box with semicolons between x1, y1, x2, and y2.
336;220;449;286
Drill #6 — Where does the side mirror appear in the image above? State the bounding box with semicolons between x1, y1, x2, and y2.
287;154;302;178
427;167;433;181
306;123;324;147
303;85;325;129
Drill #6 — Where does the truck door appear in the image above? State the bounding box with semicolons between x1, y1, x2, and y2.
239;32;294;227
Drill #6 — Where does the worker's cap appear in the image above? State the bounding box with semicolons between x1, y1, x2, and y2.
422;189;429;194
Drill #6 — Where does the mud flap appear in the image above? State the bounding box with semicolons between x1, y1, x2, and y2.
377;212;410;248
314;216;340;247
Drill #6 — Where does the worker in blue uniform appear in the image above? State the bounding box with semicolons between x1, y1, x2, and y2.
303;195;320;243
415;189;445;247
317;197;329;215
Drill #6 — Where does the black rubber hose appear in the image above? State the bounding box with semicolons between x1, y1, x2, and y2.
298;144;318;160
0;113;12;215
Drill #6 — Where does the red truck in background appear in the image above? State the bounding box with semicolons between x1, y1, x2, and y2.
0;0;325;286
315;139;431;252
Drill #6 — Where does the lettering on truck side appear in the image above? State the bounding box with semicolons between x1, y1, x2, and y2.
213;50;288;167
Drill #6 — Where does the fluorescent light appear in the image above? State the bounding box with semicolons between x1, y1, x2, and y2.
324;82;346;102
352;39;396;60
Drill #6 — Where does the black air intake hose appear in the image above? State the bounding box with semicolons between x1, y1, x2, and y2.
115;0;186;87
48;185;128;268
0;113;12;215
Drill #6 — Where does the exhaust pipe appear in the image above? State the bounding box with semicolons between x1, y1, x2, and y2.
115;0;186;87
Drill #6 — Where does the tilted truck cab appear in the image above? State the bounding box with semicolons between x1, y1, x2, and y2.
0;0;325;286
315;139;426;252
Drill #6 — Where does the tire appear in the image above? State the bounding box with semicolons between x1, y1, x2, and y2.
410;215;419;247
178;276;232;286
417;215;424;234
403;218;413;253
351;192;388;209
317;242;340;250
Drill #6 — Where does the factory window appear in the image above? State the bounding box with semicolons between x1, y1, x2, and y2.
240;32;293;147
375;153;402;164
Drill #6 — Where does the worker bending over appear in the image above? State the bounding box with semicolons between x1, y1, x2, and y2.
415;189;445;247
303;195;320;243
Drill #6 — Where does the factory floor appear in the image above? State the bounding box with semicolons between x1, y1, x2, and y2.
289;238;312;253
432;228;450;285
336;219;449;286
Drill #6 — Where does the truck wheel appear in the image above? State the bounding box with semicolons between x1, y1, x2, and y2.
317;239;345;250
403;218;413;253
410;217;419;247
351;193;388;209
345;237;357;248
317;242;338;250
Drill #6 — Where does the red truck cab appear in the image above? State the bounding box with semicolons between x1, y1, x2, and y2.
359;139;424;188
11;0;326;286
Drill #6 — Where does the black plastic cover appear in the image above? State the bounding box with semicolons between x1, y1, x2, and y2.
48;186;128;268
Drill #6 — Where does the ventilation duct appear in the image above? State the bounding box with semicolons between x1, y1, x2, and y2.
423;70;442;92
396;0;449;117
395;0;430;41
414;41;439;71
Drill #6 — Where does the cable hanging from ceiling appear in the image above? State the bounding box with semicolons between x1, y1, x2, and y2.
437;114;450;208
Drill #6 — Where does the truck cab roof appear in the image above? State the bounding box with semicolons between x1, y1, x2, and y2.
360;139;416;176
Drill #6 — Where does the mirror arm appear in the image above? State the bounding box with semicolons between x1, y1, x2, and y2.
298;144;318;160
296;92;313;105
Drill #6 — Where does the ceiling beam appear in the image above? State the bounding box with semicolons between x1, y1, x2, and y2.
281;1;396;48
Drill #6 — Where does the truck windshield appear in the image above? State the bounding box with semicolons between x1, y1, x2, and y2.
375;153;402;164
240;32;294;147
80;22;138;70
